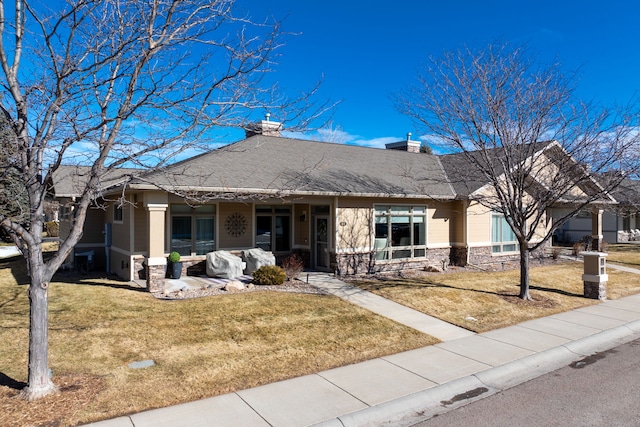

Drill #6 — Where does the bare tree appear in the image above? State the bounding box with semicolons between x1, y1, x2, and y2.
395;42;640;300
0;0;329;400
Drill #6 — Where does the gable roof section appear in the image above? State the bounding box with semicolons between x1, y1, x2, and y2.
440;141;556;197
51;165;141;198
129;135;456;199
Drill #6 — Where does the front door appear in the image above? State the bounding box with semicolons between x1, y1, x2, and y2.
313;216;330;270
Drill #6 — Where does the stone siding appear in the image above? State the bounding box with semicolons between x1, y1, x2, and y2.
335;247;453;276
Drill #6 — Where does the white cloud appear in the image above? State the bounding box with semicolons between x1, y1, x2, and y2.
283;127;405;150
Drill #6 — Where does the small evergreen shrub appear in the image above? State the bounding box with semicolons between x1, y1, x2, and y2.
168;251;181;263
281;253;304;281
252;265;286;286
45;221;59;237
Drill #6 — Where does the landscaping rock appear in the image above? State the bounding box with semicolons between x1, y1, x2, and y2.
206;251;244;279
223;280;245;292
242;248;276;274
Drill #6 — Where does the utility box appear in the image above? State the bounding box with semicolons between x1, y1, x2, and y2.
581;251;608;300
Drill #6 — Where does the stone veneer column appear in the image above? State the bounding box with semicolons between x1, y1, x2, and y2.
581;251;608;300
145;203;168;293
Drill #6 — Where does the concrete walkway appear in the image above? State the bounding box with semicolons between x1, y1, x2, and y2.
86;268;640;427
305;272;474;341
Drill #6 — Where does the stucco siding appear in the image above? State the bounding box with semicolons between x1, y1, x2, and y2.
111;202;130;251
337;205;373;251
428;201;453;246
134;203;147;253
219;203;253;249
467;202;491;245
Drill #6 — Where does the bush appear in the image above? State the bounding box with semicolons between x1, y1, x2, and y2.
168;251;181;263
551;247;562;260
281;253;304;281
252;265;286;286
572;242;582;257
45;221;59;237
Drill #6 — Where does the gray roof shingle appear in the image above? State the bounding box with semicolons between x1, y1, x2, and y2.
131;135;455;199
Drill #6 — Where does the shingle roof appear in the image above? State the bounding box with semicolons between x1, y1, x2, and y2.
130;135;456;199
610;178;640;205
51;165;140;197
440;141;556;197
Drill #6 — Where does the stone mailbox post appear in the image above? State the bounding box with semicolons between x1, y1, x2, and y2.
581;251;608;300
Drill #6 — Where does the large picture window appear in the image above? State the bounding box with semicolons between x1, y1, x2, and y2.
491;213;517;253
170;204;215;256
374;205;427;260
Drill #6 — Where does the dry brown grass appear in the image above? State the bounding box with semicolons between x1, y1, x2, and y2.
351;260;640;333
2;242;639;426
0;254;436;427
606;244;640;268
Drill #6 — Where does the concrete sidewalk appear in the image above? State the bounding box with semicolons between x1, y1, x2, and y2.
86;273;640;427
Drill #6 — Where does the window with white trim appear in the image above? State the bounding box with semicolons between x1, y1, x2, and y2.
491;213;517;253
374;205;427;260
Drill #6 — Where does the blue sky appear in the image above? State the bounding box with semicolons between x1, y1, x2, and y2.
235;0;640;148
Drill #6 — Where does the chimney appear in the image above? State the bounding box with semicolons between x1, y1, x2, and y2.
245;113;282;138
385;132;420;153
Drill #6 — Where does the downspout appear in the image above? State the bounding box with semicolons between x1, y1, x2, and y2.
334;196;339;275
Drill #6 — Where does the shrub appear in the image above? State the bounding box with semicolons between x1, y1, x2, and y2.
252;265;286;286
572;242;582;257
281;253;304;281
551;247;562;260
168;251;181;263
45;221;59;237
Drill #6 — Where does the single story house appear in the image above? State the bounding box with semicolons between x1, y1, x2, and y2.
51;118;610;291
555;178;640;244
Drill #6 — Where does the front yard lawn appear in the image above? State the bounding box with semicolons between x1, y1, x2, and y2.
350;260;640;333
0;253;436;427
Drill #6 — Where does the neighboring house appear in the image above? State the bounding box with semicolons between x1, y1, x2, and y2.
50;118;609;291
556;178;640;244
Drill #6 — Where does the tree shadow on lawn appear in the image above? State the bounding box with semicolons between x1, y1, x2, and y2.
0;255;145;293
355;277;585;300
50;271;148;293
0;372;26;390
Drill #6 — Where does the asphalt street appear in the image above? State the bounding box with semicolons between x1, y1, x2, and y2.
413;337;640;427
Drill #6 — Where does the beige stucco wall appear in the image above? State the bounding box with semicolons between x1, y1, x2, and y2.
80;207;107;244
466;202;492;245
294;203;310;247
111;200;131;252
427;201;453;247
134;200;147;253
336;203;373;251
450;200;466;246
219;203;253;249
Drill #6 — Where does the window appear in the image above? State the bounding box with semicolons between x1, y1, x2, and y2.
374;205;427;260
255;205;291;252
170;204;215;256
491;213;517;253
113;204;123;222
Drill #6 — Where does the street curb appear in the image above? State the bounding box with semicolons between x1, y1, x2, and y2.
315;324;640;427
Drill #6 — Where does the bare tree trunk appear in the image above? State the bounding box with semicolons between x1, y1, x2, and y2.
20;269;57;400
519;240;531;300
